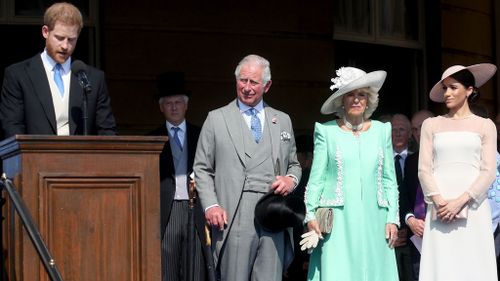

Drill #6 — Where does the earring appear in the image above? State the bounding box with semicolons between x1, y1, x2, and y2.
366;105;369;109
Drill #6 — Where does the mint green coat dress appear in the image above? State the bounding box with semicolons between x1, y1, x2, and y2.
305;120;399;281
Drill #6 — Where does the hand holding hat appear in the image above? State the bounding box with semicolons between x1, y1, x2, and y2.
254;191;305;233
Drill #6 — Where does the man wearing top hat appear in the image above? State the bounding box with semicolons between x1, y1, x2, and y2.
149;72;209;281
193;54;301;281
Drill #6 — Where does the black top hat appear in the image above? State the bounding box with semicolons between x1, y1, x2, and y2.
155;72;191;100
254;191;305;233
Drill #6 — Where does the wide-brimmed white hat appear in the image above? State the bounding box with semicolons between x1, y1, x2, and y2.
321;67;387;115
429;63;497;102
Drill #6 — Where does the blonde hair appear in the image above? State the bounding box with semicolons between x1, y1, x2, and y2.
331;87;379;119
44;2;83;33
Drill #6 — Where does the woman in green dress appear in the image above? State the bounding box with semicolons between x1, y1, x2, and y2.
303;67;399;281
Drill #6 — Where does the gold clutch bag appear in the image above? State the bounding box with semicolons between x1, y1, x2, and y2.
315;208;334;234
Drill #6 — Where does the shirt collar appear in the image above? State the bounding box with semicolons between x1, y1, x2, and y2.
166;120;186;132
238;99;264;114
41;49;72;74
394;148;409;158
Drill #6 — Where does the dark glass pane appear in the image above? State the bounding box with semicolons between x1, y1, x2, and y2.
333;41;420;118
379;0;419;40
15;0;89;18
334;0;372;35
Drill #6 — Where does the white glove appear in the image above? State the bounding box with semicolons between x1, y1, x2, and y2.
300;230;322;253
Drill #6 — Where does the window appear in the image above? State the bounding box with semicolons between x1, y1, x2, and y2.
0;0;96;25
16;0;90;17
0;0;100;83
334;0;423;49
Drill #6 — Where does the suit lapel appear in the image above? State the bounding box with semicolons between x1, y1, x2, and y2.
222;100;246;167
69;72;83;135
161;126;175;177
27;56;57;133
265;105;281;174
157;125;174;238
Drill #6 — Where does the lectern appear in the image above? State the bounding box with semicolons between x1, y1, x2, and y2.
0;135;167;281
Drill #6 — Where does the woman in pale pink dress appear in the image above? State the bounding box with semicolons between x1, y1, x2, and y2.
418;63;498;281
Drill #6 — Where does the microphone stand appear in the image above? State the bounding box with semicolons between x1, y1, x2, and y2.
82;85;91;136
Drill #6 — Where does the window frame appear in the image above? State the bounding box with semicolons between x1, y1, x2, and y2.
0;0;100;66
334;0;425;50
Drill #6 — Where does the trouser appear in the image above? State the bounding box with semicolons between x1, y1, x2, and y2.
395;244;413;281
162;200;206;281
217;191;285;281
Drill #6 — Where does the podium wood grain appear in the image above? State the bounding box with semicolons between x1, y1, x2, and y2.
0;135;166;281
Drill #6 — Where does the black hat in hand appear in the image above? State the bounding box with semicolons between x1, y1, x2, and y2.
254;192;305;232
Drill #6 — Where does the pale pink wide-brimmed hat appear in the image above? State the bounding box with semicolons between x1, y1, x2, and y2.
429;63;497;102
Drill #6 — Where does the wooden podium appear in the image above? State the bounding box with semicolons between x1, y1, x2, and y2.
0;135;167;281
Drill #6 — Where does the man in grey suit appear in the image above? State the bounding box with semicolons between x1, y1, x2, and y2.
193;54;301;281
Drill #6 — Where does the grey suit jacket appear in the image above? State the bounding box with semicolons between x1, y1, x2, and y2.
193;99;301;265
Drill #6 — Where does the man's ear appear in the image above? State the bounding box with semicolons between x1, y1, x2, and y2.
42;25;49;39
264;80;272;93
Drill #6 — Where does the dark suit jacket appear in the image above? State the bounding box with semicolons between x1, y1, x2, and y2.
0;54;116;137
148;123;206;241
401;152;419;227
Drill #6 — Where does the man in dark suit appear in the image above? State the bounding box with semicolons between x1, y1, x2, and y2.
400;109;434;281
149;72;210;281
0;2;116;137
391;113;413;281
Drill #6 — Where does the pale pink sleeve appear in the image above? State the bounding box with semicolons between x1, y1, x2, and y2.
466;118;497;203
418;118;440;203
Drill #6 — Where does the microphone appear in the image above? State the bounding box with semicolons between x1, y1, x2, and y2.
71;60;92;135
71;60;92;92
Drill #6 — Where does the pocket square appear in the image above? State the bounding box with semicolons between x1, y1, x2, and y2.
280;131;291;141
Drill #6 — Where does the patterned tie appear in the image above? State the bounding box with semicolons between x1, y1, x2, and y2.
171;127;183;151
248;108;262;143
414;183;426;219
394;154;403;186
54;63;64;97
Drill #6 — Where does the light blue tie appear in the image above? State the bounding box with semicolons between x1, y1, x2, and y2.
171;127;183;150
248;108;262;143
54;64;64;97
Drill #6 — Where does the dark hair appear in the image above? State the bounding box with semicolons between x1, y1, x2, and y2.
450;69;480;103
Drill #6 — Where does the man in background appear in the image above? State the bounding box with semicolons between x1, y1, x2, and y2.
391;113;413;281
149;72;210;281
401;109;435;281
0;2;116;137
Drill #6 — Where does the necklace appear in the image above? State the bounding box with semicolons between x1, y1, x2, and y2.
343;116;364;132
